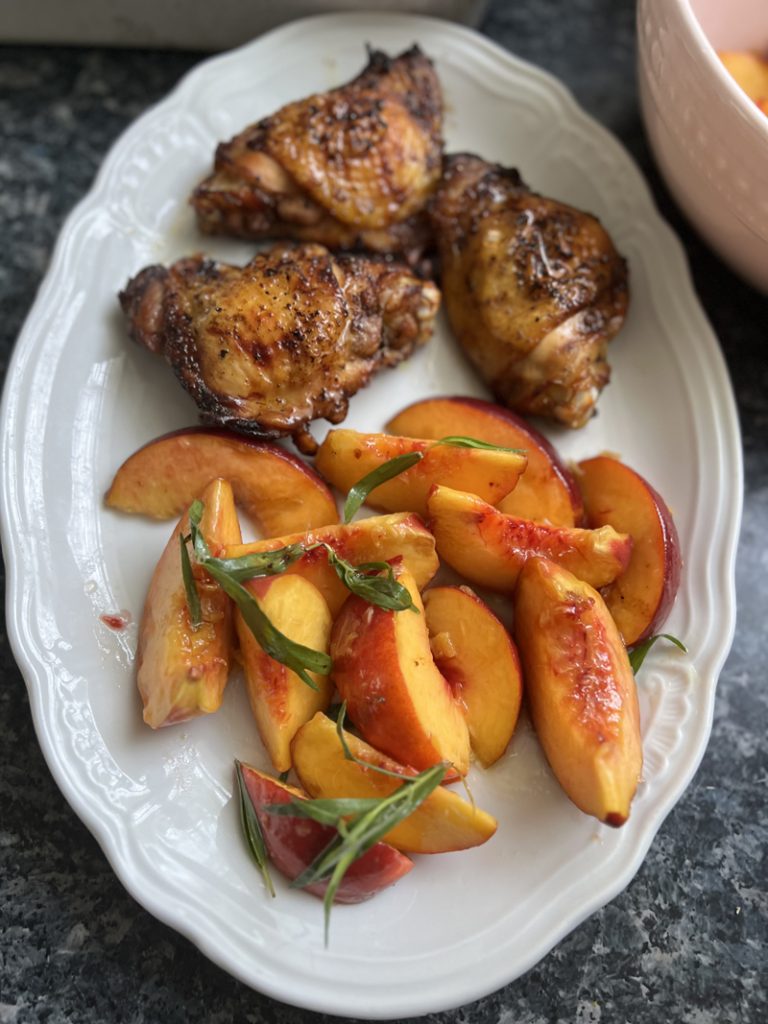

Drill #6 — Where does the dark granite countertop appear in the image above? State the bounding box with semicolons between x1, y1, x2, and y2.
1;2;766;1021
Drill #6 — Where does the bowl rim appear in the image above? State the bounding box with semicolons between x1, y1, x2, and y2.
678;0;768;137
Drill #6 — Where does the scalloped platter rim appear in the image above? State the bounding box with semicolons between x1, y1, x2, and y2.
0;13;742;1019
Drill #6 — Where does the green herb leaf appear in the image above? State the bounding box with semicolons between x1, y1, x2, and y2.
180;532;202;628
432;435;526;454
343;450;424;523
318;545;417;612
203;543;307;582
235;760;275;898
628;633;687;674
264;797;384;827
189;503;330;690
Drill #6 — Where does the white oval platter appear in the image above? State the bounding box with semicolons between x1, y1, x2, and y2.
0;12;742;1019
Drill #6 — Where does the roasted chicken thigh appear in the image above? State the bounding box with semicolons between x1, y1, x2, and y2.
191;47;443;262
119;244;440;453
431;154;629;427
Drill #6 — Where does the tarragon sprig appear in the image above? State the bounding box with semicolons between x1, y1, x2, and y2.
186;501;330;690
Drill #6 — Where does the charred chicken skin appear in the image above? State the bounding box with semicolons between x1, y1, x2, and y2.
119;243;440;453
431;154;629;428
191;46;443;262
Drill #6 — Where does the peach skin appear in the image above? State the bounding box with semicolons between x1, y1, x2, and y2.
423;585;523;766
427;485;631;592
238;762;413;902
387;396;583;525
576;455;682;646
137;477;242;728
513;557;643;826
106;427;338;535
331;562;471;774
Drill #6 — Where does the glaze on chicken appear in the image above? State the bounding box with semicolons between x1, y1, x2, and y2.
431;154;629;427
119;244;440;453
191;47;443;262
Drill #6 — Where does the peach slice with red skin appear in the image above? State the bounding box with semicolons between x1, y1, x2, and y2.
427;485;632;592
223;511;439;616
331;562;471;775
315;428;527;516
387;396;583;525
576;455;682;646
238;763;413;902
236;574;333;773
423;585;523;766
105;427;338;535
513;557;643;826
291;713;497;854
137;477;242;728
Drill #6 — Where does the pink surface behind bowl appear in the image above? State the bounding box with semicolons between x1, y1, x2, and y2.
637;0;768;293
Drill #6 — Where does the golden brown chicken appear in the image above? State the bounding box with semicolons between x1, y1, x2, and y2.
119;243;440;453
191;47;443;263
431;154;629;428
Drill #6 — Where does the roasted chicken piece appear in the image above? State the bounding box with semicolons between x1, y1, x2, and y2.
191;46;443;262
119;243;440;453
431;154;629;428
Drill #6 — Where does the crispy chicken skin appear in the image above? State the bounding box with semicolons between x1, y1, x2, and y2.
119;244;440;453
191;46;443;261
431;154;629;427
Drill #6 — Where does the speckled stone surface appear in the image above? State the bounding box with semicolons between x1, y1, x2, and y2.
1;2;766;1021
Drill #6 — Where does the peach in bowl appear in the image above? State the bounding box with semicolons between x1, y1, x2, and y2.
637;0;768;292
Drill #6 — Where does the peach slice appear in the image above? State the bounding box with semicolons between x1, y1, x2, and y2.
427;485;632;592
423;586;522;766
137;477;242;728
513;558;643;826
238;763;413;902
387;396;583;525
236;575;333;772
223;512;439;616
718;51;768;104
576;455;682;646
291;713;497;854
315;428;527;516
331;563;471;774
106;427;338;535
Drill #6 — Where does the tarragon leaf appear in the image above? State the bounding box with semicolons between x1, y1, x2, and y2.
343;451;424;523
432;435;526;454
628;633;687;674
235;760;275;898
180;532;202;628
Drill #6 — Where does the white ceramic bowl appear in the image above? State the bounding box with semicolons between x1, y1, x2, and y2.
638;0;768;293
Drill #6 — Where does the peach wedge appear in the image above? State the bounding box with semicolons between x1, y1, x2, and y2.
223;512;439;616
106;427;338;535
137;477;242;728
331;562;471;774
291;713;497;854
427;485;631;592
513;557;643;826
237;574;333;773
577;455;682;646
238;763;413;903
423;585;522;766
315;428;527;516
387;396;583;525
